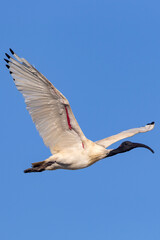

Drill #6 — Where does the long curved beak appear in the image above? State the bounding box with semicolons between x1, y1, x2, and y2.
132;142;154;153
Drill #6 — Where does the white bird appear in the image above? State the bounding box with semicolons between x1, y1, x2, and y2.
5;49;155;173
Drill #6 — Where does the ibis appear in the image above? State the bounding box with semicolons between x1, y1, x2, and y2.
4;49;155;173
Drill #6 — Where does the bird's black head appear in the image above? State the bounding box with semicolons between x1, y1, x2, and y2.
119;141;138;152
107;140;154;157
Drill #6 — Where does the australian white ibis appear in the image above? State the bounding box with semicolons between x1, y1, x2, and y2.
4;49;155;173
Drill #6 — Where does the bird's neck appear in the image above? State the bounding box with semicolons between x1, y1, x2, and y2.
88;146;109;166
106;148;123;157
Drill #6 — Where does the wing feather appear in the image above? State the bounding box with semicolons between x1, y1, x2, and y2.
96;122;155;148
5;49;86;153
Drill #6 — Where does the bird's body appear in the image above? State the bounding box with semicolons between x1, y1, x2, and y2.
5;49;155;173
43;140;108;171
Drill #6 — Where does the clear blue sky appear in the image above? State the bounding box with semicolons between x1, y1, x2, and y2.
1;1;160;239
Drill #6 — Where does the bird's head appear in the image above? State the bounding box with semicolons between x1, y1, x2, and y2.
107;141;154;157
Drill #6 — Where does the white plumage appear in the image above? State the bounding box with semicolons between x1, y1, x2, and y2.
5;49;155;173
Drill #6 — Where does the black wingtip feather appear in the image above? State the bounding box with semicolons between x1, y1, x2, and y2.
5;53;10;59
147;121;155;125
6;64;10;69
4;58;10;63
9;71;13;74
9;48;14;55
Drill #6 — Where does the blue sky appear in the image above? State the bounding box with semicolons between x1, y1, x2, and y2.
1;0;160;239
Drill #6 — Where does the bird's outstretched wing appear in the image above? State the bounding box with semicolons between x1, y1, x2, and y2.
96;122;155;148
5;49;86;154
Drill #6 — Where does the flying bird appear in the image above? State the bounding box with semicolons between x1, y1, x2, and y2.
4;49;155;173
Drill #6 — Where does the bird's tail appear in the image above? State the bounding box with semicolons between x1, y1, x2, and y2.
24;160;55;173
24;160;45;173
